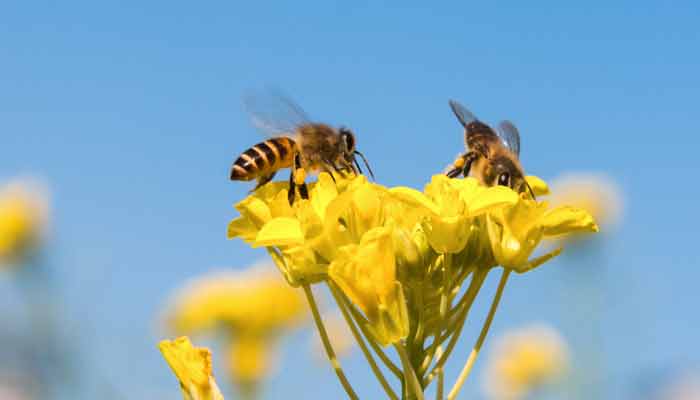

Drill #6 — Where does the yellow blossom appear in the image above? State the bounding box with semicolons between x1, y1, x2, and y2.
0;179;48;266
159;336;224;400
227;334;273;391
486;196;598;272
227;172;598;399
549;173;623;229
164;264;307;394
329;227;409;345
166;265;306;334
390;175;518;254
482;324;569;400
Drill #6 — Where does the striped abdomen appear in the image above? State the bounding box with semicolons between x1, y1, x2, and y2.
230;137;296;181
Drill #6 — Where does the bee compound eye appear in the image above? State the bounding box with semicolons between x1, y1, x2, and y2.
497;172;511;187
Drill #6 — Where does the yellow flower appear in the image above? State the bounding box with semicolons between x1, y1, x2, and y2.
329;227;409;346
159;336;224;400
390;175;518;254
165;265;306;334
482;324;569;400
486;196;598;272
227;334;273;391
548;173;623;229
0;179;48;266
163;263;307;393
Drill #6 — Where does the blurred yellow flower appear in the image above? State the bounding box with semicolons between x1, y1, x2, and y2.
0;178;48;266
482;324;569;400
166;265;306;334
164;264;307;393
549;173;623;229
159;336;224;400
227;334;272;394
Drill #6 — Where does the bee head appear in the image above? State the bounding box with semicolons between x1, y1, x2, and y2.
339;127;356;157
338;127;375;180
487;156;532;198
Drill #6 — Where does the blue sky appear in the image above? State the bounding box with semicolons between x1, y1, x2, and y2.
1;1;699;398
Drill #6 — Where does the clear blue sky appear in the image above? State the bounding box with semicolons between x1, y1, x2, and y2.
1;1;698;398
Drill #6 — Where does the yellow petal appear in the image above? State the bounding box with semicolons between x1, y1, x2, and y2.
253;218;304;247
467;186;519;215
227;217;257;242
311;172;339;221
234;196;271;229
422;215;471;254
540;206;599;237
159;337;224;400
389;187;440;215
525;175;550;196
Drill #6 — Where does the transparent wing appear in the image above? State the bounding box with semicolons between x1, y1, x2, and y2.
448;99;478;128
496;120;521;157
243;89;312;137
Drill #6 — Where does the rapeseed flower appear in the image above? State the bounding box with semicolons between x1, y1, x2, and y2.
549;173;623;229
163;264;307;396
0;179;48;267
159;336;224;400
227;172;597;399
482;324;569;400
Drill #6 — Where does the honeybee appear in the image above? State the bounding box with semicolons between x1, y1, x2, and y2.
444;99;535;198
230;93;374;204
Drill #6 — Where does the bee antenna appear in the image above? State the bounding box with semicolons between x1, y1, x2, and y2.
525;181;536;200
353;157;363;175
354;151;375;180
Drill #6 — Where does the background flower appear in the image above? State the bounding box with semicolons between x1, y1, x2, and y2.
482;324;570;400
0;178;49;267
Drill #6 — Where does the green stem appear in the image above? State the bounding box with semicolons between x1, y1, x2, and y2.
447;269;511;400
328;282;399;400
396;344;425;400
303;284;359;400
434;346;444;400
420;254;451;376
340;290;404;378
422;269;488;386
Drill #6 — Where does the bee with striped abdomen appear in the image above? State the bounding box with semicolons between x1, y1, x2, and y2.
444;99;535;198
230;93;374;204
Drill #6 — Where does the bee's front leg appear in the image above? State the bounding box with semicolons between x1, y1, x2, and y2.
461;151;480;177
446;153;468;178
289;152;309;203
287;170;296;205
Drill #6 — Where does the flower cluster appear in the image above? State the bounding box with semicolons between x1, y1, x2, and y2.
163;266;307;396
227;173;597;398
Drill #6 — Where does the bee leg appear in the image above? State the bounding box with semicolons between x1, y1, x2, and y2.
252;171;277;191
287;171;296;205
462;151;480;177
299;182;309;200
321;166;337;183
446;153;467;178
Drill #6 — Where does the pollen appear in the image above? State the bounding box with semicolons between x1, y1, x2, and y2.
453;156;465;169
293;168;307;186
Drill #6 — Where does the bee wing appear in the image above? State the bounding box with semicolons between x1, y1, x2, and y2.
448;99;479;128
243;89;313;137
495;120;521;157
